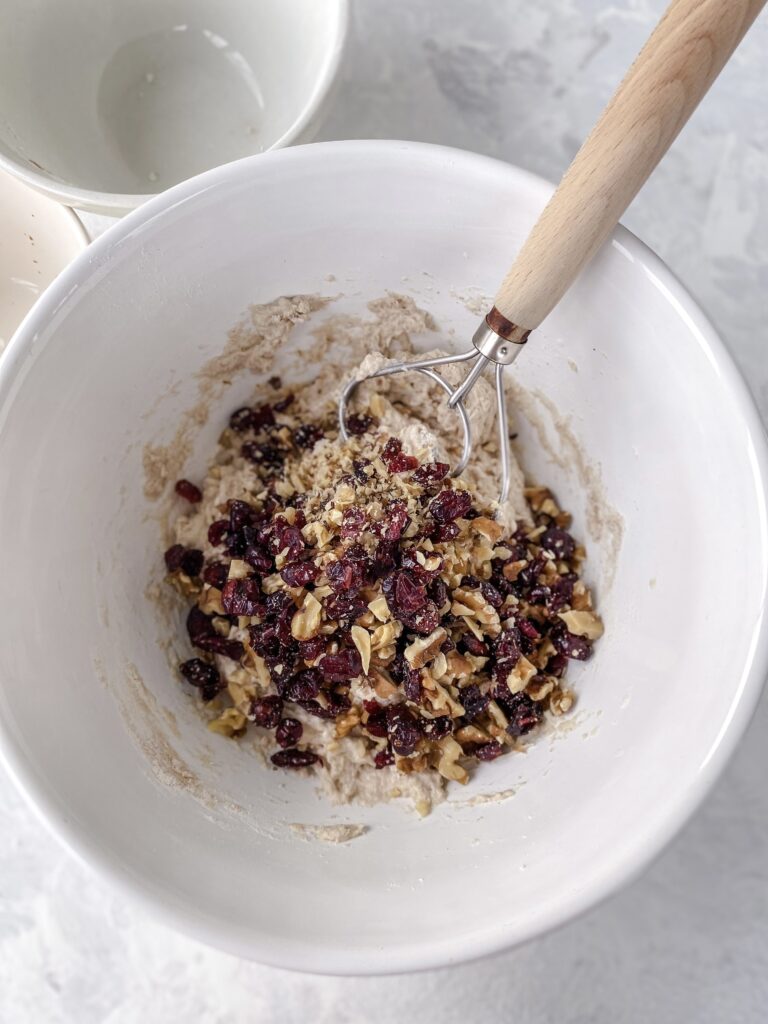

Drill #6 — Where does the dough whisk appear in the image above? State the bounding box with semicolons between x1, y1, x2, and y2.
339;0;764;503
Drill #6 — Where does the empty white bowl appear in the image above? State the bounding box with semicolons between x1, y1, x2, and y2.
0;142;766;974
0;170;87;351
0;0;348;215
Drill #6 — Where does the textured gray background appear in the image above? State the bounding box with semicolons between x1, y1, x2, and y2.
3;1;767;1021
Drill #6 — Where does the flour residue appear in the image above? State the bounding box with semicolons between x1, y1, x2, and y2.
289;823;368;844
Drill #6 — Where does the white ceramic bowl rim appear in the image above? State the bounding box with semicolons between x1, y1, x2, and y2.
0;0;349;212
1;141;767;975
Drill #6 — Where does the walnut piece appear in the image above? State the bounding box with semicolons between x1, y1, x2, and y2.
291;592;323;640
404;627;447;669
351;625;372;674
558;608;604;639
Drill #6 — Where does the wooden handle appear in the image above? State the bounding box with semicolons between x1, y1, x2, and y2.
492;0;765;335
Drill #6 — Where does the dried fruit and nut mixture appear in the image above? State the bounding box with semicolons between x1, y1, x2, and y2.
163;376;603;808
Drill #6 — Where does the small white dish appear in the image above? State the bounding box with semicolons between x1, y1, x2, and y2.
0;0;348;215
0;171;87;352
0;142;766;974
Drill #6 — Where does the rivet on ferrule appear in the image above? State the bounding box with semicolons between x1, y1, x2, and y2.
472;307;529;366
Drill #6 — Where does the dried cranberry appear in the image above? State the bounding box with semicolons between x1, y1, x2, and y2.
265;591;294;618
518;618;541;642
187;609;244;660
386;705;421;756
541;527;576;560
502;692;542;737
186;605;213;642
462;634;489;657
547;653;568;678
248;622;279;658
382;571;427;616
242;441;283;472
319;649;363;682
221;577;263;616
244;544;273;574
460;683;489;721
390;654;422;702
324;591;368;624
252;404;276;429
480;580;504;608
548;576;575;611
276;718;302;748
421;716;452;740
280;561;320;587
179;658;221;702
412;462;450;487
551;625;593;661
274;394;294;412
270;520;305;561
429;577;449;610
293;423;324;449
494;628;522;664
374;747;394;769
228;500;257;532
345;413;375;435
429;489;472;523
274;602;297;646
203;523;226;551
266;661;295;695
298;636;326;663
528;584;551;606
204;635;245;660
229;407;254;432
299;693;351;719
370;540;398;579
401;601;440;635
341;506;367;539
271;749;319;769
375;500;410;541
326;558;357;593
381;438;419;474
398;547;436;579
365;707;388;738
285;669;322;702
249;695;283;728
164;544;185;572
202;561;229;589
180;549;204;577
517;554;546;588
476;741;504;761
174;478;202;503
431;522;460;542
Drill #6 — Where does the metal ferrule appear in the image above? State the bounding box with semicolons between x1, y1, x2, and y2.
472;320;527;365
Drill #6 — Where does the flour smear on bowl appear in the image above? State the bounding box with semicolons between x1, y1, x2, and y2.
151;294;604;815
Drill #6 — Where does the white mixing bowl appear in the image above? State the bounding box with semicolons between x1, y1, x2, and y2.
0;0;348;215
0;142;766;974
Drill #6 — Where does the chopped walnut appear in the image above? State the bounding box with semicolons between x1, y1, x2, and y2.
558;608;603;639
436;736;469;784
404;627;447;669
351;625;372;674
208;708;247;737
290;593;323;640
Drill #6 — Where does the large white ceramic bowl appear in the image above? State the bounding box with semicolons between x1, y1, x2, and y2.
0;142;766;974
0;0;348;215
